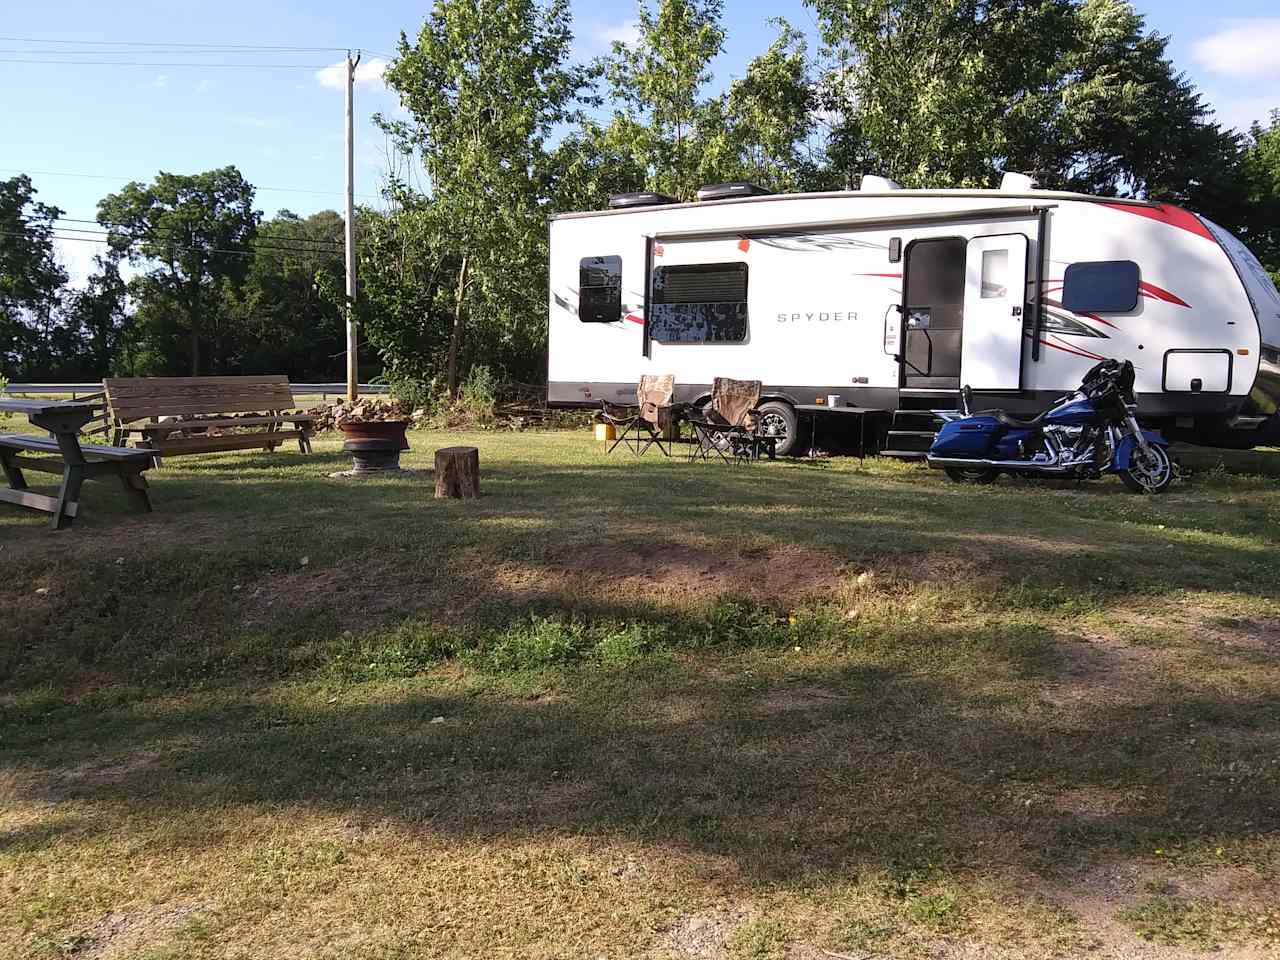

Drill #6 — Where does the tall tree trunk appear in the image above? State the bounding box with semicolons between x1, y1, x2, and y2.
447;255;470;399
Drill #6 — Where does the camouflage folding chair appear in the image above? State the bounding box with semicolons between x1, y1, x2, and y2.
599;374;677;456
685;377;775;463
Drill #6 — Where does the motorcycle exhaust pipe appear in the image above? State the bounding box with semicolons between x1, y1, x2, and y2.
925;455;1075;474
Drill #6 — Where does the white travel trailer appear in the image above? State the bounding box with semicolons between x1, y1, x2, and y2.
547;177;1280;455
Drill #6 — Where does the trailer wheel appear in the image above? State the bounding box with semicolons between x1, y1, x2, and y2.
755;401;798;456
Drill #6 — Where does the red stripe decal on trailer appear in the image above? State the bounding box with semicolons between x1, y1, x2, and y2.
1038;338;1107;362
1101;202;1215;243
854;272;904;278
1083;311;1119;330
624;314;645;325
1138;281;1191;308
1043;280;1190;310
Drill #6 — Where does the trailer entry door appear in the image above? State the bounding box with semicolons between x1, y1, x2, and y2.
961;234;1028;390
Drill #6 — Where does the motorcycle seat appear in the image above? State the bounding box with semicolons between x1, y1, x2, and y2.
992;410;1046;430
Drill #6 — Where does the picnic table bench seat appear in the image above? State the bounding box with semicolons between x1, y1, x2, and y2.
103;376;314;458
0;431;153;529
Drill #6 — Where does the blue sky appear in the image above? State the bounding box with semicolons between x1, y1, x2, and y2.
2;0;1277;285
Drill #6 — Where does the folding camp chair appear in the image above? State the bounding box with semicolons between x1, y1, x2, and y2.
685;378;776;463
599;374;677;456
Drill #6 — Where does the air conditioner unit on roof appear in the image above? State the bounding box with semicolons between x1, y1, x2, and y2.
860;175;902;191
607;192;678;210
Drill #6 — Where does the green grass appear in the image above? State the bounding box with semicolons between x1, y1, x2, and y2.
1;429;1278;958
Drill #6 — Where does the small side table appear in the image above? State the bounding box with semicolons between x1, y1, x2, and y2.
794;405;888;462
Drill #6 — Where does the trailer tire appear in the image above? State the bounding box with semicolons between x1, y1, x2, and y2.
755;401;798;457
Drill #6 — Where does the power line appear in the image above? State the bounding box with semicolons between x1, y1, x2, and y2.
0;36;352;51
1;168;382;201
50;216;347;248
47;226;348;257
0;59;328;68
0;49;342;56
1;230;365;260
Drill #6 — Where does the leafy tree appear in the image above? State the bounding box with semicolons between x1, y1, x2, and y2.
380;0;590;394
59;253;132;378
806;0;1241;206
704;20;821;192
602;0;726;199
223;209;347;379
1240;111;1280;282
356;201;460;390
0;174;67;378
97;166;259;375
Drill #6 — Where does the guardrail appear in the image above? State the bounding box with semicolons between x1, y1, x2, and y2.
3;382;391;399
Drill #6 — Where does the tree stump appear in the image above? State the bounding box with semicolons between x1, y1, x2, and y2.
434;446;480;499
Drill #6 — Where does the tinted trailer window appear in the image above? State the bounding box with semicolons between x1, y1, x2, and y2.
650;262;748;344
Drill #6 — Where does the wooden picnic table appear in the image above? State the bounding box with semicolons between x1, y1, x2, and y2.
0;397;154;530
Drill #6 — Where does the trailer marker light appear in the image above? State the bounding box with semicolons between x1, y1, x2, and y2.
738;238;750;252
1237;348;1249;355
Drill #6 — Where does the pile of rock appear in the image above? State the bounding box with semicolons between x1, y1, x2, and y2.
305;397;431;433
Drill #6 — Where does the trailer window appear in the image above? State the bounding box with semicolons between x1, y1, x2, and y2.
649;262;748;344
1062;260;1139;313
579;255;622;322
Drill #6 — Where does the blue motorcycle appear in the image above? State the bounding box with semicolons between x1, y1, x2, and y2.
927;360;1175;493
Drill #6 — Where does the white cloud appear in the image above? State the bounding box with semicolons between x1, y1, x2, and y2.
315;56;388;91
1193;19;1280;80
151;74;168;89
596;19;640;49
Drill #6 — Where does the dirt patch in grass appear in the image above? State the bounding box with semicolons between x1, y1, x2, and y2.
660;905;749;959
0;512;233;564
243;561;431;627
1199;616;1280;654
753;683;847;716
67;901;206;959
504;542;851;608
22;751;163;802
1041;633;1156;709
1040;862;1280;959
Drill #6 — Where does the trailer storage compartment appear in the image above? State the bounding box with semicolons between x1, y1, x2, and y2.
1163;349;1231;393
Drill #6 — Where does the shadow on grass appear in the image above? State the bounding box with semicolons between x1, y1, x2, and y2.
2;439;1278;891
3;644;1277;886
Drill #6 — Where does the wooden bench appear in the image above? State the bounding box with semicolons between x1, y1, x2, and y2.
104;376;315;459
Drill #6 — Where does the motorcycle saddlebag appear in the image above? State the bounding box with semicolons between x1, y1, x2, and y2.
930;416;1001;458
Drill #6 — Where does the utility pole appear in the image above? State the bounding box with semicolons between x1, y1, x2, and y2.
345;50;361;402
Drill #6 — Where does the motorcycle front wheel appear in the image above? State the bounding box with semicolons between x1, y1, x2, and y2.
944;466;998;484
1119;444;1173;494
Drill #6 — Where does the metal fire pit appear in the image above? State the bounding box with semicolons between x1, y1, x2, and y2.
342;438;403;475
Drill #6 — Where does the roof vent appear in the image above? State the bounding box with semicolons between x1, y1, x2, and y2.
608;191;678;210
860;175;902;191
695;182;773;202
1000;172;1037;192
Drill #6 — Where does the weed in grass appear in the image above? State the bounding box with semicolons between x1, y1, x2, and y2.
905;891;958;928
832;917;899;952
1120;895;1280;949
483;615;589;670
727;917;790;959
